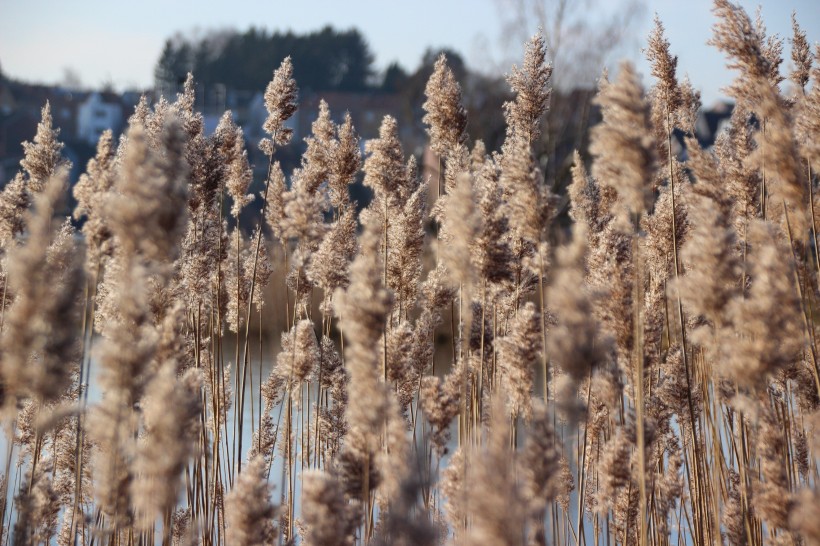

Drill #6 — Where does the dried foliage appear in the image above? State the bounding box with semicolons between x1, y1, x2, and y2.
2;7;820;546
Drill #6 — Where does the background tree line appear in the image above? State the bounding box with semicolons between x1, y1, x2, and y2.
154;26;376;93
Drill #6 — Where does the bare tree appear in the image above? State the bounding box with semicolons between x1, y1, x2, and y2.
493;0;646;207
60;67;84;91
495;0;646;90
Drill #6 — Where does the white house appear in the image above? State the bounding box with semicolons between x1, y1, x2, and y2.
77;92;123;144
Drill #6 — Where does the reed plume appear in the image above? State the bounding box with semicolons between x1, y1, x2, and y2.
105;120;188;269
589;61;656;225
274;319;320;403
225;456;278;546
460;395;528;546
362;116;407;211
420;363;463;455
262;56;299;148
20;102;68;193
496;302;541;420
73;129;116;270
387;174;427;316
308;206;358;313
472;152;513;284
1;171;83;411
788;13;811;94
13;457;59;545
329;113;362;211
500;133;551;246
301;100;335;195
521;402;573;516
224;122;256;218
0;173;31;249
795;45;820;167
132;364;202;532
726;220;803;387
300;470;359;546
2;9;819;545
423;53;468;158
333;216;392;521
504;32;552;144
547;225;609;421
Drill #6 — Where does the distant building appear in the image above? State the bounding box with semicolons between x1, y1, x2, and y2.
4;83;84;139
77;92;124;144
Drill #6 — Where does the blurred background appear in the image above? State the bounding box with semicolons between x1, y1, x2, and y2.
0;0;817;222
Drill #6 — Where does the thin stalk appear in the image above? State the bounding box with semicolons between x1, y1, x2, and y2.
258;310;263;456
761;120;767;220
71;264;100;544
666;109;706;546
632;215;648;546
232;226;242;476
383;202;389;383
0;421;16;545
363;450;371;544
237;131;279;476
575;371;593;546
313;328;324;469
783;204;820;396
538;245;548;400
807;160;820;284
0;273;7;333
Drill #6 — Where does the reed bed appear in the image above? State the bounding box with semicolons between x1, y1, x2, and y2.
0;1;819;544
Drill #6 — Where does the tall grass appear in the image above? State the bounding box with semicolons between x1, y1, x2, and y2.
0;1;819;545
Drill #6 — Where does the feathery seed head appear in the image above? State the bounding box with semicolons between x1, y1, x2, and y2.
789;12;811;93
423;53;468;156
263;56;299;148
73;130;116;270
225;127;255;218
1;171;83;411
225;456;278;546
504;32;553;144
0;173;32;248
275;319;320;401
107;118;189;267
590;61;656;225
21;102;68;193
645;15;682;115
300;470;359;546
497;302;541;420
329;112;362;209
363;115;407;204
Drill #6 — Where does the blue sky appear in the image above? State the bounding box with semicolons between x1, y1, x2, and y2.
0;0;817;105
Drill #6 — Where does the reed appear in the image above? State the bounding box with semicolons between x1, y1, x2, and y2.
0;3;818;545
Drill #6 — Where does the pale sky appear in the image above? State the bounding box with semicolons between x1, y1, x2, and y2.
0;0;817;106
